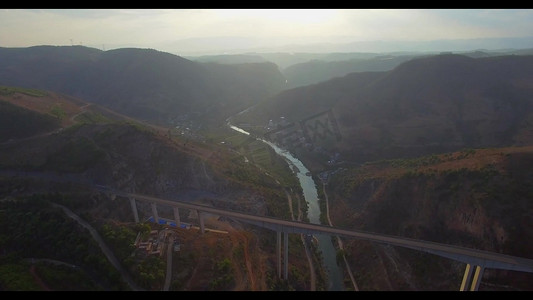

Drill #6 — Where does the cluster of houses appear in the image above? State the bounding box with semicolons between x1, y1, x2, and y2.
135;230;163;256
134;229;181;257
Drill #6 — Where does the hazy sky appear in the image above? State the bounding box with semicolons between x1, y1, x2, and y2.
1;9;533;55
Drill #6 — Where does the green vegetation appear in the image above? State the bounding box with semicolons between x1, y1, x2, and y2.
49;103;66;120
395;247;461;290
0;85;48;97
0;263;42;291
209;258;234;290
203;126;299;189
365;153;444;169
118;120;156;134
201;125;303;220
132;255;165;290
222;155;274;186
288;265;308;290
33;261;101;291
316;181;329;225
0;100;60;142
171;251;196;290
336;249;347;265
0;194;128;290
100;223;137;262
74;111;113;124
42;136;106;172
100;221;171;291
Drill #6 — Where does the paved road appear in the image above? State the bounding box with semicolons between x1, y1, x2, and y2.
163;231;174;291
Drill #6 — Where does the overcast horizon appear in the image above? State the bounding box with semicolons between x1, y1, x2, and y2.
2;9;533;55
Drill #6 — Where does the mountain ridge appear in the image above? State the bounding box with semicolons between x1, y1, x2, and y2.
0;45;287;126
234;53;533;170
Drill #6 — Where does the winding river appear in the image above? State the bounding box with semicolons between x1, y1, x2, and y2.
228;124;344;291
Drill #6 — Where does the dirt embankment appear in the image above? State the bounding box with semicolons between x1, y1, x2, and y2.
29;265;51;291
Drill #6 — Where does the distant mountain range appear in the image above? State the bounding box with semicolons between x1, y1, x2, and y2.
233;53;533;168
3;45;533;168
0;46;287;126
187;48;533;89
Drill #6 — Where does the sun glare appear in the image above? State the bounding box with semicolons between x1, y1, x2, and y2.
215;9;337;24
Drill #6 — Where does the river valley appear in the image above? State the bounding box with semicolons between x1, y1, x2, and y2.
228;123;344;290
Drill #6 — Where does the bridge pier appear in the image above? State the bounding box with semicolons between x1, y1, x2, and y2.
173;207;180;227
470;265;484;291
277;231;281;279
275;231;290;280
151;202;159;224
460;264;473;291
198;210;205;234
129;198;139;223
284;232;288;280
460;264;485;291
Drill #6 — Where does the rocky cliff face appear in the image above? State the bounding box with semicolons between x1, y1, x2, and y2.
326;146;533;290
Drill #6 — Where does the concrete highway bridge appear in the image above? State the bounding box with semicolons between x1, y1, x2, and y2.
97;186;533;291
